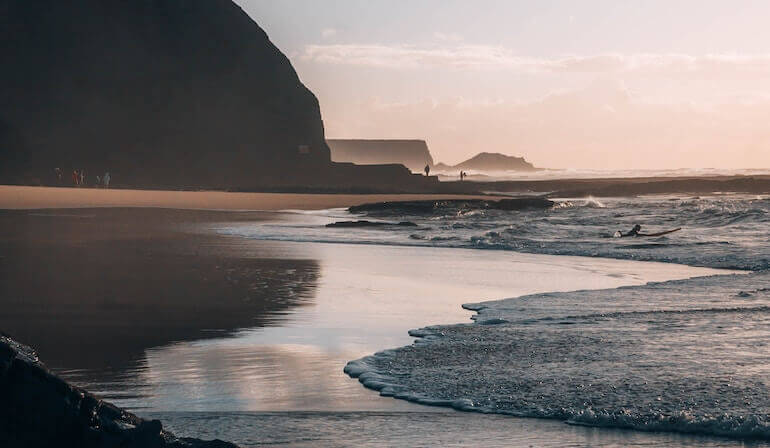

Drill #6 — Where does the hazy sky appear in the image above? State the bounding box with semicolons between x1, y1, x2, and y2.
236;0;770;169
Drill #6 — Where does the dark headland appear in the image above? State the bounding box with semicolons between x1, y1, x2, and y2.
0;0;435;192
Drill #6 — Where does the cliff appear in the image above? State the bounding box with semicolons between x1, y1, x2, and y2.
436;152;537;172
0;0;435;192
328;139;435;173
0;333;238;448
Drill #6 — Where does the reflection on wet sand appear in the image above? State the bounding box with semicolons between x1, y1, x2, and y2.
0;208;723;416
115;236;719;412
0;209;320;395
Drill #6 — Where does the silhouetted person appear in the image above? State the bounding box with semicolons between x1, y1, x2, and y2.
424;164;430;176
96;175;101;187
103;172;111;188
621;224;642;237
54;167;62;184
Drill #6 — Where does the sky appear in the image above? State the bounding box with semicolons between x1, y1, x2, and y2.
236;0;770;169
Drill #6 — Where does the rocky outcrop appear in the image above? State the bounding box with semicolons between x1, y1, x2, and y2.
0;333;238;448
435;152;537;172
348;197;554;215
0;0;436;192
328;139;435;173
325;220;417;228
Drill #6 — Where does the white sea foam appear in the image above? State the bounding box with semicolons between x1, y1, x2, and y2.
221;195;770;271
346;271;770;440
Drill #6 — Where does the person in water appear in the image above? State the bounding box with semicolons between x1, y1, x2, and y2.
621;224;642;237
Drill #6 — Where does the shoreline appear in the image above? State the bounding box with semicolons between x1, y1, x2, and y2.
3;172;770;212
1;198;757;446
0;185;500;211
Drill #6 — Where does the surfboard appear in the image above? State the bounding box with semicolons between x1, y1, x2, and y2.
636;227;682;237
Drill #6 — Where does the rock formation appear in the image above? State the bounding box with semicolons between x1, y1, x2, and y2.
0;333;238;448
435;152;537;172
0;0;436;192
348;197;554;215
328;139;435;173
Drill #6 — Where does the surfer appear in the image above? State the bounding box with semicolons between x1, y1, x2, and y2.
614;224;682;238
615;224;642;238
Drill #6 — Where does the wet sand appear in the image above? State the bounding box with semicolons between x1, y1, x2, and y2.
0;185;499;210
0;202;741;447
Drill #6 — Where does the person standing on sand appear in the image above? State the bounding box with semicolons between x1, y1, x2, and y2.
103;172;111;188
424;164;430;177
80;170;86;186
72;169;79;186
96;175;101;187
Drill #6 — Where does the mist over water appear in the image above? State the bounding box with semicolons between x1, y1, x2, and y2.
434;167;770;182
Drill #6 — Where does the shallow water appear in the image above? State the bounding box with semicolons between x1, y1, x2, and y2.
6;205;760;446
218;195;770;442
222;194;770;271
347;273;770;441
151;411;769;448
57;241;713;413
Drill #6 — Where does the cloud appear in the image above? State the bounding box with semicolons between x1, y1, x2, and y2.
433;31;463;42
322;84;770;169
301;44;770;77
321;28;337;39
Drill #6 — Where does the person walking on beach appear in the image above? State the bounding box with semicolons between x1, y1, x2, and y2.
80;170;86;186
103;172;111;188
72;169;79;186
54;167;62;184
424;164;430;177
96;175;101;187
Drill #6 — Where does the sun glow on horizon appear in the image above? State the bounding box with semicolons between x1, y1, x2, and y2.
238;0;770;169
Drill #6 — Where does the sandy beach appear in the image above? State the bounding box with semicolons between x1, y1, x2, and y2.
0;185;500;211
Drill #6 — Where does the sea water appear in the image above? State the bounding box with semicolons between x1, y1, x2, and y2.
48;194;770;446
220;193;770;442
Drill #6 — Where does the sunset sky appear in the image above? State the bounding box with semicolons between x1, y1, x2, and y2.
237;0;770;169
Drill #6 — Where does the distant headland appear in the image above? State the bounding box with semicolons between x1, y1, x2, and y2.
434;152;538;172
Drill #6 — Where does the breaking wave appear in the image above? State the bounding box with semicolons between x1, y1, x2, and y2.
346;272;770;440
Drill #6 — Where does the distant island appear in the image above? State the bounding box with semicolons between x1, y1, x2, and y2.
435;152;538;172
328;139;434;173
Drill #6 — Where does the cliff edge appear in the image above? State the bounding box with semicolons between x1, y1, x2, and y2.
328;139;435;173
0;0;435;192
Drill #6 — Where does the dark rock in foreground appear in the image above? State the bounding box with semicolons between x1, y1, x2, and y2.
0;334;238;448
348;197;554;215
325;220;418;228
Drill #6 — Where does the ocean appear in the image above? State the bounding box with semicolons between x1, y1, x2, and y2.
216;193;770;443
38;194;770;446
